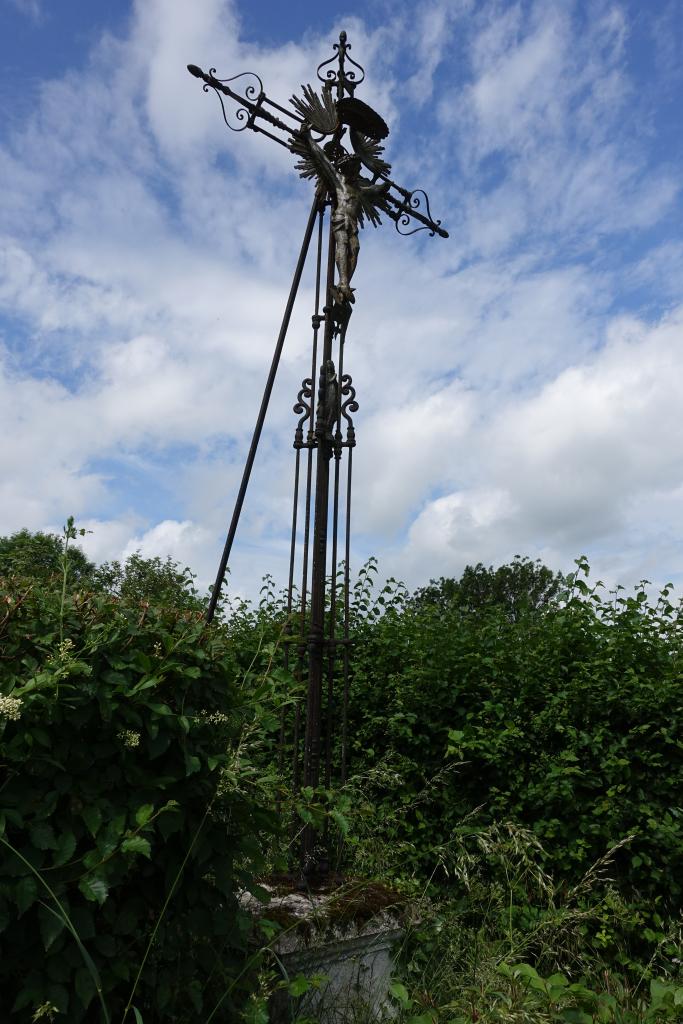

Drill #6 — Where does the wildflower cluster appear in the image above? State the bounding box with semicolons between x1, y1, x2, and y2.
0;694;22;721
201;710;231;725
50;637;75;660
117;728;141;749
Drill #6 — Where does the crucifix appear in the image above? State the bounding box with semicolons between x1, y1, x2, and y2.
188;31;447;872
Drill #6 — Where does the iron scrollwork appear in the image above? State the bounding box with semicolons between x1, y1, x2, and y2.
203;70;264;133
394;189;443;237
339;373;358;448
316;30;365;94
293;377;314;449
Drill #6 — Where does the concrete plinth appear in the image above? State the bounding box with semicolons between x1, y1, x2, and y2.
242;884;405;1023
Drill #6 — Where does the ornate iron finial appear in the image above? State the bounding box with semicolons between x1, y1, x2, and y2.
316;29;366;96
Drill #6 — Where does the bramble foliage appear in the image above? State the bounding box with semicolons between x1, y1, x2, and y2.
0;563;281;1021
2;533;683;1020
347;558;683;965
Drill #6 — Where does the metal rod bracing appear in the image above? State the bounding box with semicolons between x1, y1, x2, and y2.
205;196;320;623
292;206;325;793
325;320;346;790
301;216;336;869
278;445;301;778
341;443;353;784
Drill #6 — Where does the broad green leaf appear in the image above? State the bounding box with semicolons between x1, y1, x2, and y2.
39;903;66;950
389;981;411;1007
134;804;154;827
130;675;163;695
82;804;102;838
145;702;172;716
121;836;151;859
30;821;57;850
78;874;109;905
46;981;69;1014
52;830;77;868
510;963;539;980
330;809;349;835
16;876;38;915
650;978;674;1006
287;975;311;997
74;966;96;1010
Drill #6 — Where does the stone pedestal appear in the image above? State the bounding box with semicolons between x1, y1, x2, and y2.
242;884;405;1023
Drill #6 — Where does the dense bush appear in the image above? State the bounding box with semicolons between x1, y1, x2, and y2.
3;526;683;1017
0;559;280;1021
348;558;683;952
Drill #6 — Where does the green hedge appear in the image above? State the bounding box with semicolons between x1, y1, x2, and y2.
0;574;278;1022
349;562;683;927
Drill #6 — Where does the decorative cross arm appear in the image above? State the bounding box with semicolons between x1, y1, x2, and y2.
187;48;448;240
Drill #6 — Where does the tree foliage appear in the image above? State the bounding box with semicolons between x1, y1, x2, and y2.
412;555;564;619
0;528;94;586
92;553;204;611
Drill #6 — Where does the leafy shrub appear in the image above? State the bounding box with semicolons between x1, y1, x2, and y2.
0;567;280;1022
347;560;683;958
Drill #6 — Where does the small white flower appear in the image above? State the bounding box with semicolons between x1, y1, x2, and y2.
201;710;230;725
0;694;22;721
117;729;141;749
47;638;75;666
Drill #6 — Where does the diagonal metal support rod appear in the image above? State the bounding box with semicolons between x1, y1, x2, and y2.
205;195;321;623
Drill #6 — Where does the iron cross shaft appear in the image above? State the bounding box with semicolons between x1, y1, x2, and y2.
189;31;447;872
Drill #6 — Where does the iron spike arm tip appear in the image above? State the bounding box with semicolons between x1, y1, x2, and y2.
187;62;298;144
381;183;449;238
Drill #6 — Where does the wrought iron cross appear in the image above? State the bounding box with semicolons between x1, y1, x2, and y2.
188;32;447;873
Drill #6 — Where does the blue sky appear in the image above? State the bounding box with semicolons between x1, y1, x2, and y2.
1;0;682;598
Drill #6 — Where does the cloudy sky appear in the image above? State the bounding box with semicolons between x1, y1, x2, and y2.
1;0;682;599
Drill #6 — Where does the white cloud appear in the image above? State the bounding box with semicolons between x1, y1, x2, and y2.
122;518;213;568
399;306;683;588
0;0;682;602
